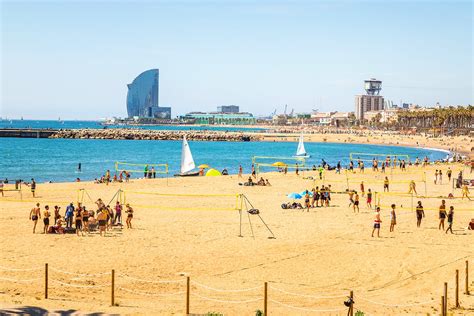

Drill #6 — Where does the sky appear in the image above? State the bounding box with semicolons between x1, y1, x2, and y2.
1;0;472;120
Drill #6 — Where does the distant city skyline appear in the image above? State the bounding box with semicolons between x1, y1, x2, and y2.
1;1;472;120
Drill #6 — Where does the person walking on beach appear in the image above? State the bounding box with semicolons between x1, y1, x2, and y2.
366;189;373;209
29;203;41;233
445;206;454;234
434;170;439;185
30;178;36;197
447;167;452;183
238;165;243;178
416;201;425;228
383;177;389;192
75;206;83;236
347;189;355;208
97;209;108;236
125;204;134;229
372;207;382;238
295;163;299;176
54;205;60;224
43;205;50;234
144;165;148;178
439;200;447;230
318;166;324;179
336;161;341;174
304;190;311;212
311;187;317;208
389;204;396;232
360;181;365;197
151;166;156;178
353;191;360;213
461;184;471;200
408;180;417;195
438;170;443;184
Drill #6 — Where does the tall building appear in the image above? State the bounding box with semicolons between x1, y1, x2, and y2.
217;105;239;113
355;78;384;121
126;69;171;119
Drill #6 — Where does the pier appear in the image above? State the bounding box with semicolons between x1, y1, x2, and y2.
0;128;58;138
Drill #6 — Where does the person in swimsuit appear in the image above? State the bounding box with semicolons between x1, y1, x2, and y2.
325;185;331;207
311;188;317;208
75;206;83;236
360;181;365;197
416;201;425;228
314;186;321;207
389;204;396;232
366;189;372;209
408;180;417;195
304;190;310;212
447;168;452;183
347;189;355;208
114;201;122;225
97;209;108;236
82;206;89;233
30;178;36;197
238;165;243;178
251;164;256;178
445;206;454;234
54;205;60;225
383;177;389;192
125;204;134;229
29;203;41;233
43;205;50;234
439;200;447;230
353;192;360;213
438;170;443;185
461;184;471;200
371;207;382;238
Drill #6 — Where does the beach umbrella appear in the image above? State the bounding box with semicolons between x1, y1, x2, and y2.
287;193;302;199
300;190;313;197
198;164;210;169
272;161;287;167
205;168;222;177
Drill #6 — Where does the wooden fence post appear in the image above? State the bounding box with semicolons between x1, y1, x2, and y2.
111;269;115;306
444;282;447;315
44;263;48;299
350;290;354;316
441;296;445;316
466;260;470;295
186;276;190;315
455;269;459;308
264;282;268;316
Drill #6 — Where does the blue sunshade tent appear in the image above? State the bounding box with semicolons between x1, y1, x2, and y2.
300;190;313;197
287;193;302;199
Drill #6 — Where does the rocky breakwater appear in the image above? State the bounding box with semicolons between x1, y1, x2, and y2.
49;129;259;142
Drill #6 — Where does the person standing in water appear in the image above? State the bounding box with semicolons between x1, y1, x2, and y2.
238;165;243;178
30;178;36;197
78;163;82;172
29;203;41;233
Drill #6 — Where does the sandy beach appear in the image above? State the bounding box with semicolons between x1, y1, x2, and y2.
0;162;473;315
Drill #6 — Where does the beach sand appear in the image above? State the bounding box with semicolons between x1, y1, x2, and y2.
0;164;473;315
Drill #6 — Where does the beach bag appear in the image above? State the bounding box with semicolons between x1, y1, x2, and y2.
248;209;260;215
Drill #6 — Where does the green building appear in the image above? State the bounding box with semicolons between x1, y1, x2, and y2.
180;112;256;125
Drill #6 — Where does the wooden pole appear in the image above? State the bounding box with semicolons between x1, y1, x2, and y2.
444;282;447;315
186;276;190;315
466;260;470;295
455;269;459;308
350;290;354;316
441;296;445;316
264;282;268;316
111;269;115;306
44;263;48;299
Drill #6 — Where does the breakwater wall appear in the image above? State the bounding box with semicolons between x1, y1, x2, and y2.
48;129;258;141
0;128;58;138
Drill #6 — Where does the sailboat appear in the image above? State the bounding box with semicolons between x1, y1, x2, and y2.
174;136;200;177
293;134;311;158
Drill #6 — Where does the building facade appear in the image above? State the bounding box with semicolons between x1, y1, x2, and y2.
217;105;239;113
180;112;256;125
126;69;171;119
355;95;384;121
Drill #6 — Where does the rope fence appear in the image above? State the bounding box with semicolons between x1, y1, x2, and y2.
0;261;471;314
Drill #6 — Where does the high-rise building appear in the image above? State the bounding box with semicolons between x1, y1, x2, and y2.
126;69;171;119
355;78;384;121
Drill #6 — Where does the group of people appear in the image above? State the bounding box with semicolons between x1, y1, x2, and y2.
29;200;134;236
95;170;131;184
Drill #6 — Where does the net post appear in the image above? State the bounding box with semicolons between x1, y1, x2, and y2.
44;263;48;299
444;282;447;315
441;295;445;316
466;260;470;295
264;281;268;316
455;269;459;308
111;269;115;306
186;276;190;315
349;290;354;316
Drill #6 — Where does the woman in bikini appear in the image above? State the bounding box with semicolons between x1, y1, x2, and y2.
439;200;447;230
43;205;51;234
82;206;89;233
304;190;310;212
75;206;83;236
125;204;134;229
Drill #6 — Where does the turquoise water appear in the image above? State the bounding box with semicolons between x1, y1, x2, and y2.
0;138;446;183
0;119;265;132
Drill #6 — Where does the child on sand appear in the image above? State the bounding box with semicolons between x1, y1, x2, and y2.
439;200;447;230
445;206;454;234
416;201;425;228
29;203;41;233
371;207;382;237
389;204;396;232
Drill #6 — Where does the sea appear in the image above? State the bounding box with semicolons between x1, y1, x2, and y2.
0;120;447;183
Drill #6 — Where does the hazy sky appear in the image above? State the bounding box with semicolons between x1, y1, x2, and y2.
1;0;472;119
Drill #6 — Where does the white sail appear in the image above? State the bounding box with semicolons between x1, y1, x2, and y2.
180;136;195;173
296;134;307;156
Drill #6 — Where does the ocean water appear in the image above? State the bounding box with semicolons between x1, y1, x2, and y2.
0;119;265;132
0;138;446;183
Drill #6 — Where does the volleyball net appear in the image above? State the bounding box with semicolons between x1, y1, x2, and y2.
349;152;410;163
252;156;306;174
115;162;168;175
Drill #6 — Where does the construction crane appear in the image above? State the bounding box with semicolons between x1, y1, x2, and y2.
284;104;288;115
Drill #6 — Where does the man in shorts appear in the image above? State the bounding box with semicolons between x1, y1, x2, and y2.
371;207;382;238
29;203;41;233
